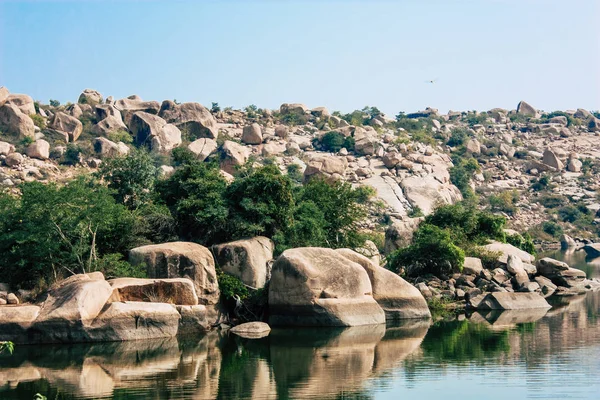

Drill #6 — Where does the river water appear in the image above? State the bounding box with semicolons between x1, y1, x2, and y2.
1;250;599;400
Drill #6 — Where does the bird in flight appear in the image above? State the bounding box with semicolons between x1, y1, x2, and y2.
426;78;439;84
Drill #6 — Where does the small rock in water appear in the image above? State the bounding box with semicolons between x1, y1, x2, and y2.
230;321;271;339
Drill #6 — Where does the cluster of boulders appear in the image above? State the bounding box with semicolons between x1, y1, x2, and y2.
0;238;431;344
410;239;600;310
4;87;600;240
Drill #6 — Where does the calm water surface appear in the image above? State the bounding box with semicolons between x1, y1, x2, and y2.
2;252;599;400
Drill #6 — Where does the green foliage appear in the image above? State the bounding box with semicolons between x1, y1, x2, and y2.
542;221;563;238
211;102;220;113
107;130;133;144
509;113;529;124
407;205;424;218
536;194;564;209
225;164;294;239
531;175;551;191
420;320;510;362
244;104;259;118
156;159;229;245
449;158;480;198
62;144;83;165
20;136;34;147
446;127;470;147
286;163;303;182
319;131;355;152
506;233;536;256
538;111;575;127
0;341;14;354
97;149;159;209
0;178;144;288
424;202;506;246
30;114;46;130
217;269;249;302
92;253;146;279
388;223;465;277
278;112;308;126
49;99;60;107
464;112;488;126
488;190;519;215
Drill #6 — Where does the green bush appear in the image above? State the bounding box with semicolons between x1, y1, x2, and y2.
446;128;470;147
506;233;536;255
63;144;83;165
225;164;294;239
488;190;519;215
537;195;564;209
387;224;465;277
49;99;60;108
531;175;550;191
107;130;133;144
542;221;563;238
97;149;159;210
156;159;229;245
0;178;144;288
286;163;303;182
449;158;480;198
558;205;583;223
217;269;249;302
319;131;355;152
29;114;45;130
211;102;220;113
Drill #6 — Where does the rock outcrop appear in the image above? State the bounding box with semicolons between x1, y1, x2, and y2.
268;247;385;327
212;236;274;289
335;249;431;320
158;101;218;139
129;242;219;305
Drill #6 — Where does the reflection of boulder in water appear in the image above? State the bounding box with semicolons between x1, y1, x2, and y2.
216;335;275;399
472;308;548;329
545;293;588;316
270;324;409;399
373;319;430;372
0;334;223;400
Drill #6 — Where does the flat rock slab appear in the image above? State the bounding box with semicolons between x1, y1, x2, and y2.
230;321;271;339
476;292;551;310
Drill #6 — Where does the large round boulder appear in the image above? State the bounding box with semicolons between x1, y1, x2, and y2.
78;89;103;105
268;247;385;327
212;236;274;289
49;112;83;142
0;103;35;138
158;101;218;139
30;273;113;342
129;111;182;153
335;249;431;320
241;123;263;145
129;242;219;305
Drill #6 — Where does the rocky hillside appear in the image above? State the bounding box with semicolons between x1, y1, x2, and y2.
1;87;599;244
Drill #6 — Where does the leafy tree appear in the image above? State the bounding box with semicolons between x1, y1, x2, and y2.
97;149;159;210
155;159;229;245
446;127;470;147
388;224;465;277
49;99;60;107
211;102;221;113
225;164;294;239
0;178;143;288
542;221;563;238
295;179;370;249
319;131;355;152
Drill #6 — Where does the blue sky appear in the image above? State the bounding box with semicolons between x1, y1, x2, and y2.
1;0;598;115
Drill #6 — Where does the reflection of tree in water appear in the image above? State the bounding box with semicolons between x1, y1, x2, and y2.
421;320;510;362
402;319;510;382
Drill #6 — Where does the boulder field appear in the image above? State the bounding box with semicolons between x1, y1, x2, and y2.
0;243;431;344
